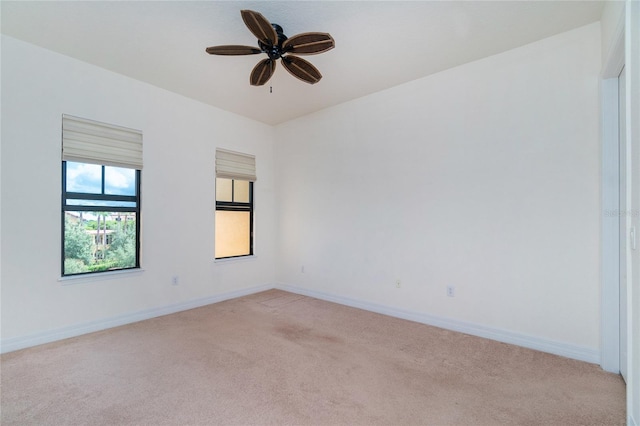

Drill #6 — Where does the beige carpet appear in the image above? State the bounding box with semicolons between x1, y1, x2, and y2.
0;289;625;425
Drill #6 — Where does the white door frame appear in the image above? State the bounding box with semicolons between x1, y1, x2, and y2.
600;12;625;374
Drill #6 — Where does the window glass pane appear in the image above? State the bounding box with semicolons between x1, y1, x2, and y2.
66;162;102;194
216;178;233;202
63;211;137;275
215;211;250;258
234;180;250;203
105;166;136;195
66;199;137;208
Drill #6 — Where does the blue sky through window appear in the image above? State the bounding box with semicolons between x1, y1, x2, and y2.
66;162;135;195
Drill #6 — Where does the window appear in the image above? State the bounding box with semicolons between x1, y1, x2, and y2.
61;115;142;276
215;149;256;259
62;162;140;275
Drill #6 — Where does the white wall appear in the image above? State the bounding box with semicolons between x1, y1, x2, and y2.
275;23;602;354
0;35;277;346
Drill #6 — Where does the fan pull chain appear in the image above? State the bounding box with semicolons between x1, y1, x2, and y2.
270;86;273;93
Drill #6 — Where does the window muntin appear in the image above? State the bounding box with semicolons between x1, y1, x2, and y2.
215;178;253;259
62;161;140;276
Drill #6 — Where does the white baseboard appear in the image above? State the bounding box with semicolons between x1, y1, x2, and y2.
1;283;601;365
0;284;272;354
275;284;601;365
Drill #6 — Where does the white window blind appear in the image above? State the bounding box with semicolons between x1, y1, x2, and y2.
62;114;143;169
216;148;256;181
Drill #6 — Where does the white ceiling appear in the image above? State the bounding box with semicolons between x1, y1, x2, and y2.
1;1;605;125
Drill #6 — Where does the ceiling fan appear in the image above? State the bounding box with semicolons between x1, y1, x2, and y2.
206;10;335;86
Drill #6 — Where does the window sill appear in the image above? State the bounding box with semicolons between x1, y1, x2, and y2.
58;268;144;285
214;255;256;264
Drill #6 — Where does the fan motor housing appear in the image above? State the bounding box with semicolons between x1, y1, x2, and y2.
258;23;287;59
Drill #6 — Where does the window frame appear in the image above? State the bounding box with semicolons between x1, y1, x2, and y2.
61;160;142;276
215;178;254;259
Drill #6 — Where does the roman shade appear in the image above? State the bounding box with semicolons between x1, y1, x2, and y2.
62;114;143;169
215;148;257;181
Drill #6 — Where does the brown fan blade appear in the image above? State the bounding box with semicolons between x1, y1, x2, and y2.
281;55;322;84
241;10;277;47
250;58;276;86
282;32;335;55
206;45;262;55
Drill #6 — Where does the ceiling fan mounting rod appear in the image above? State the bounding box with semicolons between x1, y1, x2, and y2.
271;23;287;45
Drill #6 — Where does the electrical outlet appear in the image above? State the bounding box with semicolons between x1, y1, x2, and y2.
447;285;455;297
396;279;401;288
172;276;179;286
